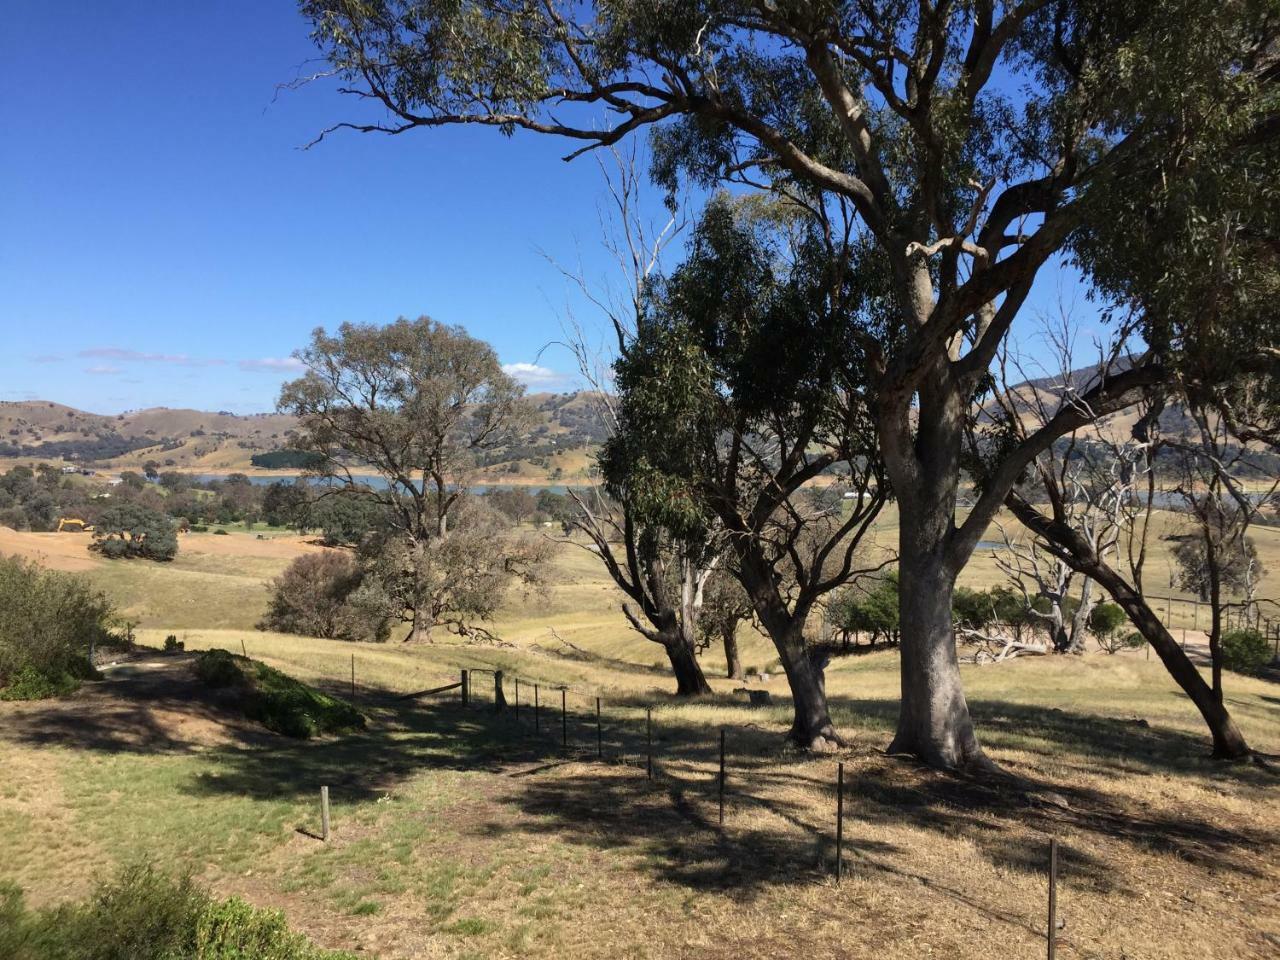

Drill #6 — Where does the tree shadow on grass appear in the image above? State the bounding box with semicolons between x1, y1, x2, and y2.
7;666;1276;903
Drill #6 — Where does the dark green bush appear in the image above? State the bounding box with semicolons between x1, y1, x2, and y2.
1221;629;1271;675
163;634;184;653
0;864;358;960
193;649;364;739
213;528;229;535
0;556;112;697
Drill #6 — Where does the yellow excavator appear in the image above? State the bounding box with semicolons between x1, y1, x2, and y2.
56;517;93;533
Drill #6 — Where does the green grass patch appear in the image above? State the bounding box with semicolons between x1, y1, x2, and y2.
194;649;364;739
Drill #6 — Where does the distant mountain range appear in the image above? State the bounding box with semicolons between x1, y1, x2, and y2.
0;392;611;483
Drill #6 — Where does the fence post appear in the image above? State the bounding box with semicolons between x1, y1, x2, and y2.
534;684;540;733
515;677;520;720
350;654;355;701
835;761;845;882
1047;837;1058;960
241;637;248;658
718;729;726;829
494;670;506;713
646;707;653;781
596;697;602;760
461;669;469;706
561;688;568;749
320;786;330;842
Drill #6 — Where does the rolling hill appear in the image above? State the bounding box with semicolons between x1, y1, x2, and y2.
0;392;612;483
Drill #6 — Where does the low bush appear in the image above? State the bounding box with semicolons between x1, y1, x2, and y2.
1090;602;1133;653
163;634;184;652
194;649;365;738
0;864;358;960
259;552;390;642
213;528;229;536
0;555;112;698
1221;629;1271;676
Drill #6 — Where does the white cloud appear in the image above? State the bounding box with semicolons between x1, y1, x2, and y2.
239;357;305;372
85;364;123;375
78;347;225;367
502;362;573;390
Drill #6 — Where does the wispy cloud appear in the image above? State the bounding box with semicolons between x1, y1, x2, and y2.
239;357;304;372
32;353;64;363
78;347;225;367
502;362;574;391
85;364;123;375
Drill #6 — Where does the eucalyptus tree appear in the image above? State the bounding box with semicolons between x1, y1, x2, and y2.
301;0;1279;769
603;196;888;748
278;317;535;641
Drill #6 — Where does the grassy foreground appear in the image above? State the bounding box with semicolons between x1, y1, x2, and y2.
0;526;1278;958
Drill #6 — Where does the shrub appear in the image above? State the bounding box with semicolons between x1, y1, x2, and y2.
189;524;209;532
1221;629;1271;676
213;528;229;536
1089;602;1131;653
193;650;364;738
260;552;389;642
0;556;111;697
163;634;184;653
0;864;357;960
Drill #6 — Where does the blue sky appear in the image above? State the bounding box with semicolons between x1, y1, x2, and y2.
1;3;1097;415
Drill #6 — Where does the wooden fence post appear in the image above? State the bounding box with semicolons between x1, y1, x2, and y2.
835;762;845;882
534;684;540;732
320;786;330;842
718;729;726;829
596;697;602;760
1047;837;1058;960
494;670;506;713
461;669;469;706
561;688;567;749
350;654;355;701
515;677;520;720
646;707;653;781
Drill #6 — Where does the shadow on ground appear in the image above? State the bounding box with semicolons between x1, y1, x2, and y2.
4;659;1276;905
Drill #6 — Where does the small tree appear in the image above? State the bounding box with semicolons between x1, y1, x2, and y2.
699;571;754;681
259;551;389;641
1088;602;1130;654
91;503;178;561
279;317;534;641
358;497;552;642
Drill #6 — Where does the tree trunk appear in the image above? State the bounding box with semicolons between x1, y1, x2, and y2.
663;631;712;695
1007;496;1251;759
723;625;744;680
403;608;432;643
1066;578;1094;655
887;539;990;771
752;600;841;749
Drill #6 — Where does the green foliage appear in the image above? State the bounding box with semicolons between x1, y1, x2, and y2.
163;634;184;652
1089;602;1128;639
0;555;111;696
1221;629;1271;676
194;649;365;739
0;664;86;701
0;864;358;960
91;503;178;561
250;449;325;470
304;494;389;546
831;574;900;645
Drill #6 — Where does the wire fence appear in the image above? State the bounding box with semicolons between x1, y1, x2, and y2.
365;665;1067;958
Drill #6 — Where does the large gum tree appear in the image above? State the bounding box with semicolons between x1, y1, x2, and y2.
301;0;1279;771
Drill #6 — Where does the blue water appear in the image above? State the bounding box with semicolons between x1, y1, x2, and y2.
191;473;577;495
